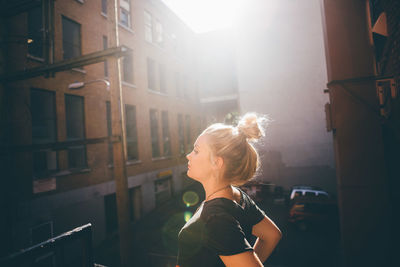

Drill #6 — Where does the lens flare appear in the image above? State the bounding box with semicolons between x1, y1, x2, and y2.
182;191;199;207
184;211;193;222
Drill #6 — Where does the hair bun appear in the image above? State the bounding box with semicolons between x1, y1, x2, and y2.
237;113;264;140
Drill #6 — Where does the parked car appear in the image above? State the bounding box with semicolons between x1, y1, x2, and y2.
288;197;338;231
289;187;330;200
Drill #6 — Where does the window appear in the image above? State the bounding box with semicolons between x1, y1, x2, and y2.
101;0;107;15
65;94;86;169
178;114;185;155
31;89;57;144
106;101;113;164
28;6;43;58
125;105;138;160
31;89;57;178
154;177;172;206
155;19;163;45
368;0;388;73
149;109;160;158
122;53;134;84
183;75;189;99
129;186;142;222
62;16;81;60
103;36;108;77
185;115;191;150
147;58;156;90
144;11;153;43
120;0;131;28
159;64;166;93
104;193;118;233
175;72;182;97
162;111;171;156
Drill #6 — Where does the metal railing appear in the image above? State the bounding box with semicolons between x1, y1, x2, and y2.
0;223;95;267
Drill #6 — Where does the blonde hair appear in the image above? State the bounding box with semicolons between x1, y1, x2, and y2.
203;113;265;185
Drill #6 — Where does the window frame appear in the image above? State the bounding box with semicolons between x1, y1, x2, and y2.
61;15;82;60
149;109;160;158
65;94;87;169
125;104;139;161
161;111;171;157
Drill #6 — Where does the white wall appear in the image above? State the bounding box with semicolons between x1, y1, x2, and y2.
234;0;334;167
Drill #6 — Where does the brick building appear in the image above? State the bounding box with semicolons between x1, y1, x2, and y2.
321;0;399;265
0;0;238;263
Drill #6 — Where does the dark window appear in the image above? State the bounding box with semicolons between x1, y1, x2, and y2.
31;89;56;144
154;177;172;206
178;114;185;155
65;94;86;169
123;54;134;84
125;105;138;160
62;16;81;59
103;36;108;77
28;6;43;58
150;109;160;157
369;0;383;26
185;115;191;150
67;146;87;169
102;0;107;14
147;58;156;90
120;0;131;28
159;64;166;93
31;89;57;178
162;111;171;156
106;101;113;164
129;186;142;222
104;193;118;233
65;95;84;140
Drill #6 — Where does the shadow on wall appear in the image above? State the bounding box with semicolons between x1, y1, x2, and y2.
258;150;337;195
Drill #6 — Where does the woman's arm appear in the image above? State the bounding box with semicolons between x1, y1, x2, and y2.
220;251;263;267
252;216;282;263
219;216;281;266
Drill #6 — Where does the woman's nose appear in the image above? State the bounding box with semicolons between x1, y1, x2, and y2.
186;152;191;160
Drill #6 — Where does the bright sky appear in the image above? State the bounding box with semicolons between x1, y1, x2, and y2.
161;0;243;33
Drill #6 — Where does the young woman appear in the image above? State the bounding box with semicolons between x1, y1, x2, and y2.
177;113;282;267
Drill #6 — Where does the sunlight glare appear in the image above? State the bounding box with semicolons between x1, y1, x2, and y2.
162;0;245;33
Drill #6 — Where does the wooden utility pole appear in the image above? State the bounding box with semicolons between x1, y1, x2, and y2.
108;1;133;266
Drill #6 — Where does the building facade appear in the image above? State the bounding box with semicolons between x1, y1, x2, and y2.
321;0;399;265
0;0;211;262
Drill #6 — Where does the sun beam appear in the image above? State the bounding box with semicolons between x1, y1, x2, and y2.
162;0;244;33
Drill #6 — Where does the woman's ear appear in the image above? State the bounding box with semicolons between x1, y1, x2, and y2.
213;156;224;170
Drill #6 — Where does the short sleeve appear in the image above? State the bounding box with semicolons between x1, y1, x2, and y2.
247;198;266;226
204;214;253;256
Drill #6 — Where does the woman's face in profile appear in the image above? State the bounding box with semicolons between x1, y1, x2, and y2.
186;134;214;181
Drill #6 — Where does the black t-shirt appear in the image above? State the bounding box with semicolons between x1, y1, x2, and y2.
177;188;266;267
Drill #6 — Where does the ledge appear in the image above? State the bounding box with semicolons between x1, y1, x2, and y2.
122;81;137;89
152;156;172;162
126;160;142;166
27;54;45;63
118;23;135;34
101;12;108;19
147;89;168;96
71;67;87;74
53;167;91;177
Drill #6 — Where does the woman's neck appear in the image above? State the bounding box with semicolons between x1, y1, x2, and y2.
203;179;232;201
